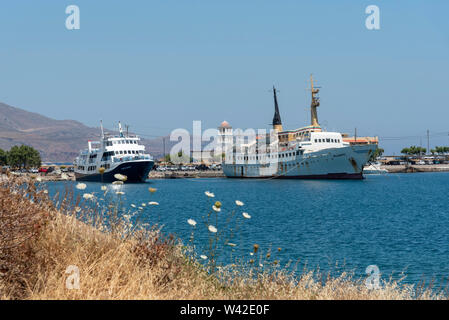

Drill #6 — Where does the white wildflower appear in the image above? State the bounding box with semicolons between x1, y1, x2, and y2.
205;191;215;198
76;183;87;190
208;225;217;233
187;219;197;226
112;180;123;185
114;173;127;181
235;200;244;206
212;205;221;212
101;185;107;191
242;212;251;219
200;255;208;260
83;193;94;200
148;201;159;205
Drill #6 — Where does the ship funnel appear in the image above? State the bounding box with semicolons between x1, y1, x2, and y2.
272;86;283;131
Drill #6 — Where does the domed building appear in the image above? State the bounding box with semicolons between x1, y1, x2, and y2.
217;120;233;161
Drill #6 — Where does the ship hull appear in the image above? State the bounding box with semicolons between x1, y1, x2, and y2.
222;144;375;180
75;160;154;183
225;172;363;180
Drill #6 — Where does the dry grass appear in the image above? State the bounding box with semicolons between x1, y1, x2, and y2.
0;176;446;300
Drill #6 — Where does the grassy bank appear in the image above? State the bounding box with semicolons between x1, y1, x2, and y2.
0;176;446;300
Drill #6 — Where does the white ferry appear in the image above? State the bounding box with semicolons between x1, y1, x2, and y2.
221;76;378;179
74;122;154;182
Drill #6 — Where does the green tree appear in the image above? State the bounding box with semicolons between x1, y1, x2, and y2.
7;145;41;169
401;146;426;155
433;146;449;155
369;147;384;162
0;148;7;166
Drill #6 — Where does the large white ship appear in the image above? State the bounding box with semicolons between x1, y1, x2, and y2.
221;76;378;179
74;122;154;182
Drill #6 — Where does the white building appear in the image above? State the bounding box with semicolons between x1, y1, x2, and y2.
217;120;233;160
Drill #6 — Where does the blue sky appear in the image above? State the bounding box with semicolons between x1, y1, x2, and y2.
0;0;448;154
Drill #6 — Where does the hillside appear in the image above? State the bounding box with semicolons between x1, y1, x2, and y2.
0;102;166;163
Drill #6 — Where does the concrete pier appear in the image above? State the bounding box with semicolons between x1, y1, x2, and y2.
380;164;449;173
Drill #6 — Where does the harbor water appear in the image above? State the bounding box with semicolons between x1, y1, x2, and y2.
47;172;449;287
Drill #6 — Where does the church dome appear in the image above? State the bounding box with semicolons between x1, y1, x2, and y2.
219;120;231;128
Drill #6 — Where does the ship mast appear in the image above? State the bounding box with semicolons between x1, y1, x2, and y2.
118;121;124;137
100;120;104;139
310;74;320;127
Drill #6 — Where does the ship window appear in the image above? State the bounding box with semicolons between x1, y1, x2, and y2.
326;138;330;142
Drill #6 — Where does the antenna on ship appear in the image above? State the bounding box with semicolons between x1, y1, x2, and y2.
100;120;104;139
308;74;321;127
118;121;124;137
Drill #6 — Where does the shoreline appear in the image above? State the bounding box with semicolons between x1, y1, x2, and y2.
3;164;449;182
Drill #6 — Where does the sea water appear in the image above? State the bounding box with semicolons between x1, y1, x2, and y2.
46;172;449;287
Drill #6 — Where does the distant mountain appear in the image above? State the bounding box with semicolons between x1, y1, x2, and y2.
0;102;168;163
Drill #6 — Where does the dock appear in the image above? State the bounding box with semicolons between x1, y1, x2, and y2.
380;164;449;173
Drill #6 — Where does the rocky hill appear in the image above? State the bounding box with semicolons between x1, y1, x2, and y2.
0;102;167;163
